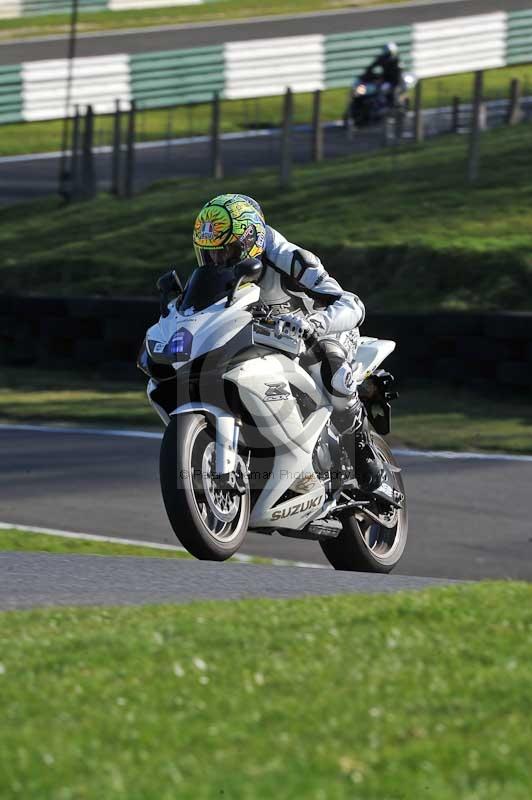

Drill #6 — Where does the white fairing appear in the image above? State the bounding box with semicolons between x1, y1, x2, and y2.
146;285;396;533
146;285;260;367
224;355;331;528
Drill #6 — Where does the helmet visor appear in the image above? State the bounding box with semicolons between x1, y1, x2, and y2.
194;241;243;268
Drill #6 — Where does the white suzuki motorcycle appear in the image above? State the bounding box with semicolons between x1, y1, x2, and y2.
138;259;407;573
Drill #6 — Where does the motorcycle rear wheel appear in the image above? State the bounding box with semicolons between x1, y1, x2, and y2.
320;433;408;573
160;414;250;561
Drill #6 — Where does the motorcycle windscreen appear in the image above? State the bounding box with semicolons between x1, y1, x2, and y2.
178;266;236;314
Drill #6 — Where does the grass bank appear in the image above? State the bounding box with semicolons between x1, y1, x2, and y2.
2;368;530;454
1;123;531;311
0;582;530;798
1;65;531;157
0;0;409;41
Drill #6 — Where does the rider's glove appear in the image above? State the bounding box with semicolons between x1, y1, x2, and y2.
275;312;328;341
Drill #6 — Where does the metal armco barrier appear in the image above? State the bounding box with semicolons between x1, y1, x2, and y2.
225;35;324;99
507;9;532;64
0;65;22;124
325;25;413;89
1;296;532;391
1;9;532;124
412;13;506;78
130;46;224;108
22;54;132;122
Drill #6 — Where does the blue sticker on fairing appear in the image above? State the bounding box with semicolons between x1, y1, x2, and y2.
167;328;193;361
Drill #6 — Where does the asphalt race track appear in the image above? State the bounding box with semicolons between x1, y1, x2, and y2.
1;426;531;582
1;0;530;65
0;551;460;610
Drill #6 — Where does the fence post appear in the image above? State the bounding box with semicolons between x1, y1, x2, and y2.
467;71;483;185
81;105;96;200
111;99;122;196
414;80;424;143
211;92;223;179
280;87;293;188
70;105;82;200
124;100;136;198
311;89;323;163
451;96;460;133
507;78;522;125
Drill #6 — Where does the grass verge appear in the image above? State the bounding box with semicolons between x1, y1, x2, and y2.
0;527;285;565
1;65;531;157
2;368;530;454
0;582;531;799
1;123;532;311
0;527;189;559
0;0;410;41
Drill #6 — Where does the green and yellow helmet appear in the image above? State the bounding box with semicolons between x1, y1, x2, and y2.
193;194;266;268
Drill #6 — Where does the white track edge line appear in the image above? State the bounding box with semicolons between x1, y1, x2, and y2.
0;522;326;569
2;422;532;462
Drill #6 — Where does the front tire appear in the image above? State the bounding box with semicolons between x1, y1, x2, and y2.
160;414;250;561
320;433;408;573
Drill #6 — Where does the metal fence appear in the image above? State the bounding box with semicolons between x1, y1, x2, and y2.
41;82;532;201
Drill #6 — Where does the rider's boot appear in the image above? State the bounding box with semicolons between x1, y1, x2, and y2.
333;399;384;493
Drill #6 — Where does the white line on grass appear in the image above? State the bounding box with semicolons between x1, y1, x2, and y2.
2;422;532;462
0;522;327;569
392;448;532;463
0;422;163;439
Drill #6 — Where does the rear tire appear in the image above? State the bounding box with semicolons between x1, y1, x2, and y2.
320;433;408;573
160;414;250;561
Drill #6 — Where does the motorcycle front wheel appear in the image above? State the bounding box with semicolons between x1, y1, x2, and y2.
160;414;250;561
320;433;408;573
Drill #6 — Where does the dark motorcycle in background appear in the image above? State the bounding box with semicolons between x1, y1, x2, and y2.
346;72;417;129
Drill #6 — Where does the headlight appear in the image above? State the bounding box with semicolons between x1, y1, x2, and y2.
355;85;367;96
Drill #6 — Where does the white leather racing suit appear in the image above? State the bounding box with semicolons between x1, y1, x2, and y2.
259;225;364;404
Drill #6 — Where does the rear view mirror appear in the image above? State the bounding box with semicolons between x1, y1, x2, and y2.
157;269;185;318
226;258;263;307
234;257;263;283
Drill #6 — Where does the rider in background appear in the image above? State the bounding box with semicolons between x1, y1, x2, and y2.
192;193;384;495
361;42;403;108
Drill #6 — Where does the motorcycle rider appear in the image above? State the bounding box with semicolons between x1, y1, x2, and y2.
361;42;403;107
191;193;384;494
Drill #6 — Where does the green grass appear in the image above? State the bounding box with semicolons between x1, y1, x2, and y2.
0;527;190;559
0;367;155;427
392;383;532;455
0;528;279;564
2;64;531;157
2;368;531;454
1;123;532;311
0;582;530;798
0;0;408;41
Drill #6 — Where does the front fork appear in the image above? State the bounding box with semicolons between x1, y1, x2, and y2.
215;416;240;475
